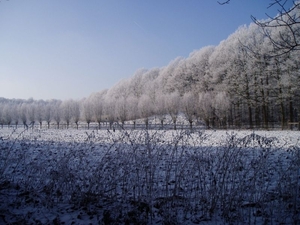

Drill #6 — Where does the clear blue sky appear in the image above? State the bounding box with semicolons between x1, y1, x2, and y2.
0;0;293;100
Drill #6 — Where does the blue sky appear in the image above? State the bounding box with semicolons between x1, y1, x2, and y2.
0;0;293;100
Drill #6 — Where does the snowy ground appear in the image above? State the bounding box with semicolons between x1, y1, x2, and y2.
0;127;299;224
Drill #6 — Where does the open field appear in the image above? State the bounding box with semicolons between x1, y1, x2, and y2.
0;128;299;224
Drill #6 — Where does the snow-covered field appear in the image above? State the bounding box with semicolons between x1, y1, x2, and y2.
0;127;299;224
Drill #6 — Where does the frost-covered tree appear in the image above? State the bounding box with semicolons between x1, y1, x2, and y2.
129;68;147;98
154;91;167;129
90;90;107;129
3;104;12;127
188;46;215;92
52;101;62;129
0;104;3;128
143;68;161;102
158;57;183;93
19;103;28;129
251;1;300;56
115;97;128;126
36;100;45;129
61;99;74;129
44;101;54;129
127;96;139;129
181;92;198;130
82;98;93;130
102;94;116;130
138;94;153;129
72;100;81;129
199;92;215;128
27;103;36;127
166;91;181;130
214;92;230;128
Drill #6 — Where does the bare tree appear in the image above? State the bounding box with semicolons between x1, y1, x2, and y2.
219;0;300;56
251;1;300;56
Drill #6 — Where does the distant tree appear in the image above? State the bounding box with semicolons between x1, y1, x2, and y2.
199;92;215;128
154;92;167;129
44;102;53;129
83;99;93;130
181;92;198;130
36;100;45;129
166;91;181;130
90;90;107;129
3;104;12;127
143;69;161;102
19;103;28;129
72;100;81;129
214;92;230;128
0;103;3;128
27;103;36;128
138;94;153;129
115;97;128;126
103;97;115;130
127;96;139;129
52;101;62;129
14;105;20;128
61;99;74;129
107;79;131;100
129;68;147;98
159;57;183;93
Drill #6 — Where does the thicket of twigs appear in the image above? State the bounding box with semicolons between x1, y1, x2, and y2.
0;128;299;224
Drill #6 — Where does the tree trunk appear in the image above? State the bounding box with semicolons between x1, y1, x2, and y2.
145;118;149;130
173;119;177;130
160;120;164;129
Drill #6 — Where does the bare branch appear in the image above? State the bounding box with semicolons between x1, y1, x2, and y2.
251;1;300;57
218;0;231;5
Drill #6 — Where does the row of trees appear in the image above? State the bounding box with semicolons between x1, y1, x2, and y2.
0;2;299;130
0;90;229;130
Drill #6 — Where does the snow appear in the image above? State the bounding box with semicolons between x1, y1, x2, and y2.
0;127;299;224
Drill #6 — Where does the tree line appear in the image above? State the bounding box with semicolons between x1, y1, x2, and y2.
0;2;299;130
